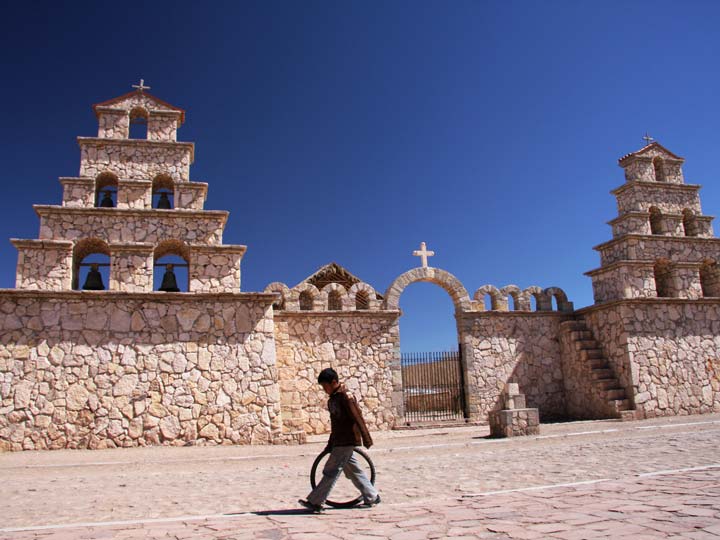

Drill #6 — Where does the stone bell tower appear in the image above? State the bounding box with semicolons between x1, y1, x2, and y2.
587;141;720;303
11;81;246;293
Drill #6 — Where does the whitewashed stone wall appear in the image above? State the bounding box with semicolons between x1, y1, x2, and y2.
274;312;398;436
458;312;568;421
0;292;288;451
582;300;720;418
37;208;226;245
78;139;193;182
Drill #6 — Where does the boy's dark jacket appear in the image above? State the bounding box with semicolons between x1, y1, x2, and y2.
327;385;373;448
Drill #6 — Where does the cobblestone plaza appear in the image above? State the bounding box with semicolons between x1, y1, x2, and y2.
2;414;719;539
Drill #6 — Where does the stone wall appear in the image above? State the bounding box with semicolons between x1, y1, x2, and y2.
581;300;720;419
613;183;699;214
273;311;399;436
189;248;244;293
598;236;720;266
588;263;656;303
12;240;73;291
558;321;619;420
176;183;208;210
458;312;569;421
78;138;194;182
0;291;286;451
60;178;208;211
148;114;179;142
37;207;227;245
97;111;129;140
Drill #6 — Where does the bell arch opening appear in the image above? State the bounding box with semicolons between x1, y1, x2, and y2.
72;238;111;291
385;267;470;425
152;173;174;209
154;240;190;292
95;172;118;208
129;107;149;140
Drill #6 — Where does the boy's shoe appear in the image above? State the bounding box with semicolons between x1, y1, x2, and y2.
298;499;324;513
363;495;381;507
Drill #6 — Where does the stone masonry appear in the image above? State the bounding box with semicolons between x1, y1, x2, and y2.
1;87;719;451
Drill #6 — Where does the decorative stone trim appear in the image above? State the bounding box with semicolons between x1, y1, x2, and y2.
472;285;571;312
0;289;278;303
610;181;700;196
593;233;720;253
33;205;228;221
77;137;194;158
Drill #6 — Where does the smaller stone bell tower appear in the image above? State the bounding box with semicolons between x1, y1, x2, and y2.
11;82;247;294
587;141;720;303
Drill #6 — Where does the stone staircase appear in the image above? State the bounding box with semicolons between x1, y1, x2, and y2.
563;317;636;420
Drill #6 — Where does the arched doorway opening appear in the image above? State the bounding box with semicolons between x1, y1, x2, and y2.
384;267;471;425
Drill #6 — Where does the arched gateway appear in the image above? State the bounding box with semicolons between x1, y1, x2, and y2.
384;265;472;425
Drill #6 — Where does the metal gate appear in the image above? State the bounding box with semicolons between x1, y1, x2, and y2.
401;346;466;423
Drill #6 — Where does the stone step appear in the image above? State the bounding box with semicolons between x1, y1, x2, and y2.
575;339;600;351
581;348;604;360
596;378;620;390
560;320;586;331
570;330;593;341
606;388;626;400
609;399;631;411
591;368;614;380
588;358;608;369
619;410;637;421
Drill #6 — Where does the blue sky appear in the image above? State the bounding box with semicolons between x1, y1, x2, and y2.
1;1;719;352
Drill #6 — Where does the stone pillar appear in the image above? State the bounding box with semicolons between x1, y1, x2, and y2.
117;180;152;209
109;245;153;292
489;383;540;438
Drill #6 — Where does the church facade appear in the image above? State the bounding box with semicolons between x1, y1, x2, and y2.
0;87;718;451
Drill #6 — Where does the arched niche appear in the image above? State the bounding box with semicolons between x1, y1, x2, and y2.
72;238;111;291
95;172;118;208
154;240;190;292
152;173;175;209
129;106;149;139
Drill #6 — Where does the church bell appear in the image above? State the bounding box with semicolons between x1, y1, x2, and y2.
157;192;172;209
99;191;114;208
159;264;181;292
82;264;105;290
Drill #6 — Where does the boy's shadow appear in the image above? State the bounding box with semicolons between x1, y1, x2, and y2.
249;509;327;516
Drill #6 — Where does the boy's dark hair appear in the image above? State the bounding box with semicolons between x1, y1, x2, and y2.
317;368;339;384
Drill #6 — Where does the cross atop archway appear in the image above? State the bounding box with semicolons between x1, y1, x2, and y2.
413;242;435;268
132;79;151;93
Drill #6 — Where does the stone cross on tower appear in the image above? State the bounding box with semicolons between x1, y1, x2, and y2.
132;79;151;93
642;132;654;146
413;242;435;268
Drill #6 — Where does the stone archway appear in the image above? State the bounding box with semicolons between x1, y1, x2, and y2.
384;266;472;425
383;267;472;313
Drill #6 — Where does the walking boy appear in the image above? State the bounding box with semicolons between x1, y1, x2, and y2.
299;368;380;513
